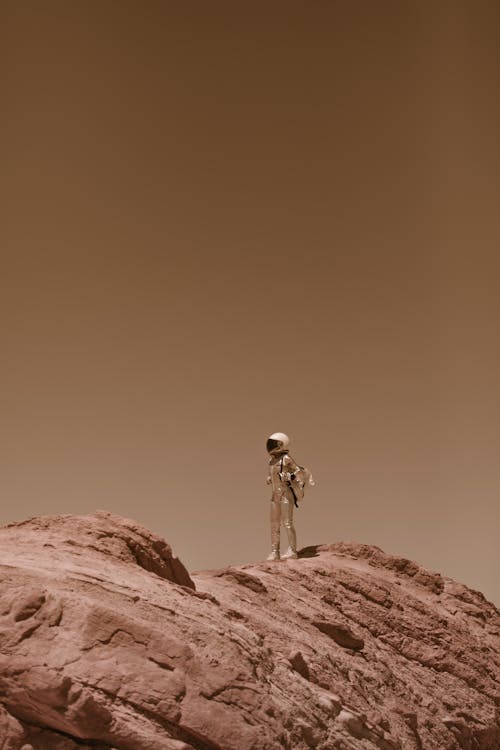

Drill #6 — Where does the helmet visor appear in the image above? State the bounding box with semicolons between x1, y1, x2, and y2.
266;438;283;453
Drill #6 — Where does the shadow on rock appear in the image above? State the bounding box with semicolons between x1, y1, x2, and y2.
298;545;322;558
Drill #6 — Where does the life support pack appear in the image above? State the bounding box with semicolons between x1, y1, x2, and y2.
280;456;315;508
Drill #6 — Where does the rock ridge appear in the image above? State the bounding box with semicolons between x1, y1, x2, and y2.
0;513;498;750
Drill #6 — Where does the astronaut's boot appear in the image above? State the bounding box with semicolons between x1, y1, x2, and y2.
283;522;298;559
267;547;281;561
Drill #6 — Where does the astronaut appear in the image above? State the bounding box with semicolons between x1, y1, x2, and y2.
266;432;314;561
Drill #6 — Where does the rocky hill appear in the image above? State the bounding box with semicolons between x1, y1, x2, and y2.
0;512;498;750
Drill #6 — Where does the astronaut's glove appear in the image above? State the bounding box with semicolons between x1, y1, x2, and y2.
266;476;272;485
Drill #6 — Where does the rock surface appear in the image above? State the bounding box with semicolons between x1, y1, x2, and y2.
0;513;498;750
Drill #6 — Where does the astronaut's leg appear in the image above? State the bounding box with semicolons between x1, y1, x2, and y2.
282;494;298;559
268;496;281;561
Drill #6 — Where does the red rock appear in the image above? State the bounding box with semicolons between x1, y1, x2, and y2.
0;514;498;750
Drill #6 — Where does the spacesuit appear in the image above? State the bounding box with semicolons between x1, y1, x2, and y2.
266;432;314;561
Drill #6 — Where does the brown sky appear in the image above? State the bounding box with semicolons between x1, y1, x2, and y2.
1;1;499;604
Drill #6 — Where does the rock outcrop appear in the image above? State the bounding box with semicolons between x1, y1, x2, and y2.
0;513;498;750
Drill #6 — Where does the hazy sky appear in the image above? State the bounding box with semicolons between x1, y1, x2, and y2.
2;1;499;604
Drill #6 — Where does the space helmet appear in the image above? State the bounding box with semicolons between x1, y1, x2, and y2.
266;432;290;454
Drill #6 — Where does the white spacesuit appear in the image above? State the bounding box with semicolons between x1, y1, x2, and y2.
266;432;315;561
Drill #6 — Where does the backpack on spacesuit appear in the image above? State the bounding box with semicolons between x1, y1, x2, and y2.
281;456;315;508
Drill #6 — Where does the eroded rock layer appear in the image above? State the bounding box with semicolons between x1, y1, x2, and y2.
0;513;498;750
